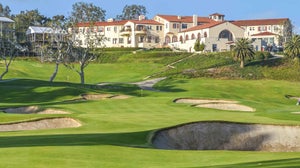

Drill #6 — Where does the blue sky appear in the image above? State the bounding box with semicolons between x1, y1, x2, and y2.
2;0;300;33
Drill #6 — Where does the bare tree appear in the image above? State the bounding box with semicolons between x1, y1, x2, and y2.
41;27;68;82
0;40;17;80
64;24;105;84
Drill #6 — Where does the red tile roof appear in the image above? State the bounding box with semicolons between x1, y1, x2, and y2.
251;31;278;36
128;20;163;25
182;21;225;32
232;18;289;26
156;14;215;24
77;20;129;27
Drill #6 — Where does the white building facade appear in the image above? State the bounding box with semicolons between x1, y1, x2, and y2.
71;13;291;52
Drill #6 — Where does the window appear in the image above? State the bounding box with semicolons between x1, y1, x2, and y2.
114;26;118;33
182;24;187;29
185;34;189;41
98;27;103;32
172;36;178;42
107;27;111;31
155;37;160;43
197;33;201;39
112;38;118;44
191;34;195;40
119;38;124;44
147;36;152;43
156;26;162;31
165;36;170;44
107;38;111;42
173;23;177;29
204;32;207;38
166;23;168;29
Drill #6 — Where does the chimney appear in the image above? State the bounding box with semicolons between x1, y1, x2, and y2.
193;14;197;26
139;15;145;21
107;18;114;22
177;15;181;20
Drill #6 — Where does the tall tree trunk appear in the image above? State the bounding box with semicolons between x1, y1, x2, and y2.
0;65;9;80
49;63;59;82
0;58;12;80
80;66;85;84
240;59;244;68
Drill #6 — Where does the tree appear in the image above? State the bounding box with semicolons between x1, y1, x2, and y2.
41;27;68;82
194;39;201;51
284;35;300;60
0;3;11;17
278;19;293;46
69;2;106;23
194;39;205;52
12;9;50;43
49;15;67;27
232;38;255;68
116;4;147;20
0;40;18;80
64;24;105;84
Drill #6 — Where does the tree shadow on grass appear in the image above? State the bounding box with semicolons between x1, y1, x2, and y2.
196;158;300;168
154;79;187;92
0;78;143;108
0;130;151;148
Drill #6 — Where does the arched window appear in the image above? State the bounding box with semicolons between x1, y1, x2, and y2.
172;36;178;42
165;36;171;44
185;34;189;41
180;35;183;42
204;32;207;38
219;29;233;41
197;33;201;39
191;34;196;40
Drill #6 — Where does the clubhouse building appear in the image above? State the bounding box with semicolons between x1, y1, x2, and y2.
71;13;290;52
0;12;289;53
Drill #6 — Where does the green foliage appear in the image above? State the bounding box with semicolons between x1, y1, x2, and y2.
69;2;106;23
254;52;272;61
232;38;255;68
194;39;205;52
194;39;201;51
284;35;300;59
116;4;147;20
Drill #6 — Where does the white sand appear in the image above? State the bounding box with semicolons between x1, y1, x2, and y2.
152;122;300;152
174;98;255;112
0;118;81;132
4;106;70;114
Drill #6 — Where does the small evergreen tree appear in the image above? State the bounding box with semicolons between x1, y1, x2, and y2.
194;39;201;51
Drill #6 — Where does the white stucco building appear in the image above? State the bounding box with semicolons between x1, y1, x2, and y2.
71;13;291;52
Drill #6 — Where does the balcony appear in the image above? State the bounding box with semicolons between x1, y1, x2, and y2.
135;28;147;35
120;28;131;36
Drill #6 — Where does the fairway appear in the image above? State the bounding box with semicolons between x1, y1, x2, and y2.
1;58;300;168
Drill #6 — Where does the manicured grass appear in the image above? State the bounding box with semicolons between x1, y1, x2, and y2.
1;53;300;167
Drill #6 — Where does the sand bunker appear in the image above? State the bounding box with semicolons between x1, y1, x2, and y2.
152;121;300;152
174;98;255;112
3;106;70;114
81;93;131;100
0;118;81;132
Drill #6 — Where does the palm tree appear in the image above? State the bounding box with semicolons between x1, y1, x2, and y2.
284;35;300;60
232;38;255;68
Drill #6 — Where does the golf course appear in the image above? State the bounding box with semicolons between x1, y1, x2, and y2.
1;50;300;167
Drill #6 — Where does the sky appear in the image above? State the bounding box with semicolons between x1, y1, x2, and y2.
2;0;300;33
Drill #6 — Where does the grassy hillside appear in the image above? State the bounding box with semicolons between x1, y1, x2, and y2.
0;50;300;167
